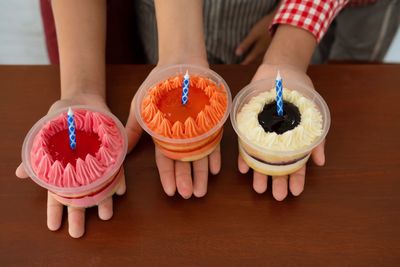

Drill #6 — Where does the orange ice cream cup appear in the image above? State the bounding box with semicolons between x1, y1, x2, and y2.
135;64;232;162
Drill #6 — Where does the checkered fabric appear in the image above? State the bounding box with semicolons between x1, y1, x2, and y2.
271;0;349;42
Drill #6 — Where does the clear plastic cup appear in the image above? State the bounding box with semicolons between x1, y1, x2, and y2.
231;75;330;176
135;64;232;162
21;105;128;208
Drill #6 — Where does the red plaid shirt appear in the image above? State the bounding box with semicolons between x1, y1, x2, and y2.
271;0;366;42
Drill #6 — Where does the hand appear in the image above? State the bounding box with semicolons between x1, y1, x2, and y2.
126;59;223;198
235;14;274;65
15;93;127;238
239;64;326;201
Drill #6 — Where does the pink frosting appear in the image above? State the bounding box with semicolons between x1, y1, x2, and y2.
30;109;123;188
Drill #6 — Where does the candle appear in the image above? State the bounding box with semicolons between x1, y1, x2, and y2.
67;107;77;150
181;70;190;105
275;71;284;116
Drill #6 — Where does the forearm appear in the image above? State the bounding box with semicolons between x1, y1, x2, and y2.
263;24;316;72
51;0;106;99
154;0;207;65
265;0;349;71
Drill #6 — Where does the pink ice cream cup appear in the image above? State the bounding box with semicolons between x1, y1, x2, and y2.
21;106;128;208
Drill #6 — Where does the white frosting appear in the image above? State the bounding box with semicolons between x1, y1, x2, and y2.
236;89;323;151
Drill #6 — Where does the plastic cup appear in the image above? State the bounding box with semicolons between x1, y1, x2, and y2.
21;105;128;208
135;64;232;162
231;75;330;176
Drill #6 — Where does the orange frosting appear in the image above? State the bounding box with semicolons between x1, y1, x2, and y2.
141;75;227;139
157;85;210;123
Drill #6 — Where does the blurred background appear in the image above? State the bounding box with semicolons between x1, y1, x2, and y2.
0;0;399;64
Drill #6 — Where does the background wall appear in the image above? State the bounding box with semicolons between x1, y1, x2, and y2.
0;0;399;64
0;0;48;64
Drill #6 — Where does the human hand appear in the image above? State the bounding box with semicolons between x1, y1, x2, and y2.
238;64;326;201
235;14;274;65
15;93;127;238
126;59;224;199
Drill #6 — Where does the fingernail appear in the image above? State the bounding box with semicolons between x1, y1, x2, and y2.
69;227;85;238
291;186;304;196
164;185;176;196
320;155;326;166
193;187;207;198
235;48;243;56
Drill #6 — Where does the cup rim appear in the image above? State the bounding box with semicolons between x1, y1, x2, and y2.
21;105;128;195
134;64;232;144
231;78;331;157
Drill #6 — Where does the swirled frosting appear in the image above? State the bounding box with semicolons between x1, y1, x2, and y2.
237;89;323;151
30;109;123;188
141;75;228;138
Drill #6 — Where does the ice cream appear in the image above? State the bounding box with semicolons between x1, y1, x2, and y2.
237;89;323;151
231;78;330;176
136;65;231;161
22;106;128;207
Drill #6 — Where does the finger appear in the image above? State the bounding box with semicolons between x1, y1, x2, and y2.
253;171;268;194
209;144;221;175
241;41;266;65
15;163;29;179
155;147;176;196
67;206;85;238
115;168;126;196
47;192;63;231
175;161;193;199
238;155;250;174
125;99;143;153
235;30;258;56
311;140;325;166
193;157;208;198
98;197;113;221
289;166;306;196
272;176;288;201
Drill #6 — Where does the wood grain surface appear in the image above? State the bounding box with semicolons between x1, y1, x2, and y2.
0;65;399;267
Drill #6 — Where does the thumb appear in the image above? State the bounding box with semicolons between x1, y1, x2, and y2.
16;163;29;179
235;30;258;56
238;155;250;174
311;140;325;166
125;99;143;153
115;168;126;196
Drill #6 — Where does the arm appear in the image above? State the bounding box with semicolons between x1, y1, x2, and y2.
263;24;316;72
16;0;127;238
126;0;218;200
154;0;208;66
52;0;106;100
264;0;349;71
244;1;349;200
244;26;321;201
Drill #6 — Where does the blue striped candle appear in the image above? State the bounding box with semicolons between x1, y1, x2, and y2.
67;107;77;150
181;70;190;105
275;71;284;116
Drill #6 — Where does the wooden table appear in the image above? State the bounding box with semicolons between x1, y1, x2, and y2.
1;65;399;267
